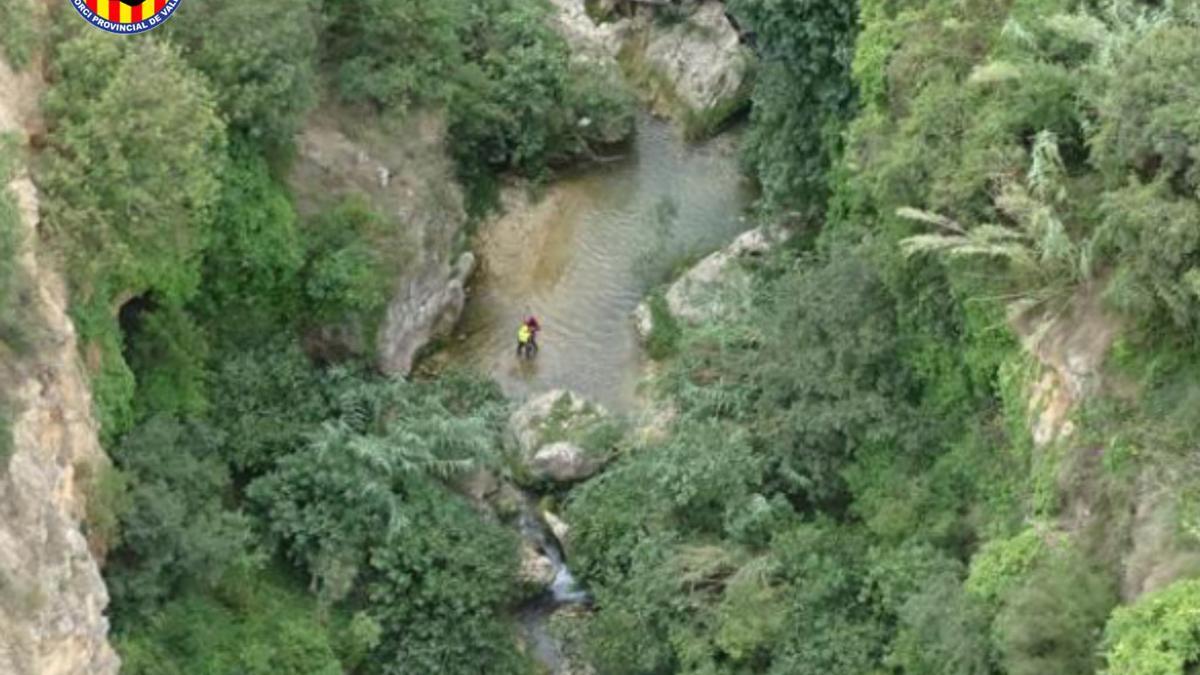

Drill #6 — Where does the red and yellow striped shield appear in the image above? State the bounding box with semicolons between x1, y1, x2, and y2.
71;0;183;34
86;0;166;24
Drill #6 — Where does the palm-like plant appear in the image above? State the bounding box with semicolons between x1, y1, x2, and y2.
900;131;1095;313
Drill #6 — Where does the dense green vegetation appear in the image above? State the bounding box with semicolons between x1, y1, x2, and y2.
561;0;1200;674
18;1;633;671
0;134;24;465
325;0;635;211
0;0;37;68
4;0;1198;673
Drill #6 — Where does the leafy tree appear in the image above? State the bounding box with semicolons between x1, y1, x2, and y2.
165;0;320;149
888;572;993;675
1103;577;1200;675
124;302;210;420
362;478;528;675
206;343;337;476
662;246;922;507
105;416;251;623
324;0;469;110
766;523;889;675
1091;22;1200;197
727;0;859;219
993;552;1116;675
247;373;525;673
41;33;224;305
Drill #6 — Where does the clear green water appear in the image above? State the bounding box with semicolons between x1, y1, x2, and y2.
448;114;753;411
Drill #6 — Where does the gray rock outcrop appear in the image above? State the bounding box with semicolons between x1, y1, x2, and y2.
378;251;475;375
519;540;559;587
547;0;630;61
635;226;785;339
291;107;472;375
530;442;606;483
641;2;753;128
547;0;752;137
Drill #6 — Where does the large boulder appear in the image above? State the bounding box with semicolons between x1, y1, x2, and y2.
635;226;785;340
542;509;572;548
510;390;619;484
543;0;637;147
547;0;631;60
547;0;750;139
530;442;605;484
635;2;754;136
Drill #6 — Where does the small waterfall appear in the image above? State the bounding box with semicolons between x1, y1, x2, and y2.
516;507;590;606
514;498;589;674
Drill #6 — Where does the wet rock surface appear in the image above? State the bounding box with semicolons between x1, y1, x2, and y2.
510;390;616;484
635;226;786;339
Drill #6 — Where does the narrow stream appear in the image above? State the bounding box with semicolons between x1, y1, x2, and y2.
448;113;754;413
447;114;752;673
515;504;590;671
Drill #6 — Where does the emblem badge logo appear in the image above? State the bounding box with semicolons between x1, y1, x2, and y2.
70;0;182;35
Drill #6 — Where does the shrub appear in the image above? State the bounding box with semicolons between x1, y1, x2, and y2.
1103;577;1200;675
105;416;251;622
0;134;33;353
78;460;130;557
164;0;320;149
116;567;344;675
965;528;1047;604
0;405;11;470
993;552;1116;675
0;0;37;69
644;293;680;361
193;144;304;344
302;197;402;326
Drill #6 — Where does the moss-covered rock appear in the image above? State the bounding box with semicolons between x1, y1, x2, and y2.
510;390;622;484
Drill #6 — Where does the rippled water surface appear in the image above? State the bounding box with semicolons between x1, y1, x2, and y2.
447;115;753;411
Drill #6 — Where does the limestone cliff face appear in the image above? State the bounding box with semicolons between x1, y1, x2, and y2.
0;60;120;675
548;0;752;137
290;106;473;375
1016;290;1200;600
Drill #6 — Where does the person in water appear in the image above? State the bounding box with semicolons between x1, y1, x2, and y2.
517;315;541;357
